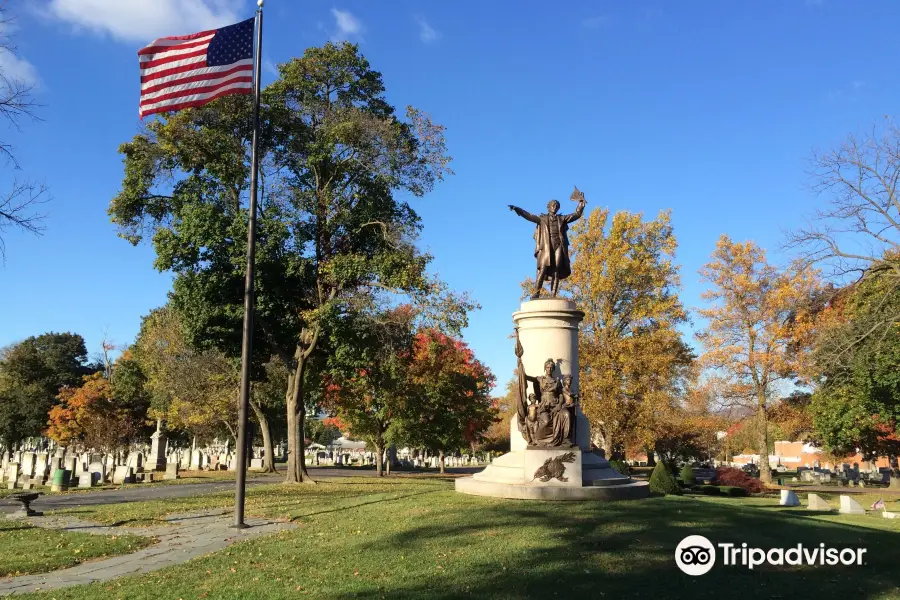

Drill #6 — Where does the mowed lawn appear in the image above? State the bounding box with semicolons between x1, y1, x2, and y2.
0;520;151;577
13;477;900;599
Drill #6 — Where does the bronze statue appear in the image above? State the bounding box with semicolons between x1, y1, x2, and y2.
514;330;574;448
509;186;587;298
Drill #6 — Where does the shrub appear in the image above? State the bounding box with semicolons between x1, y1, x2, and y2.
679;464;696;485
690;484;719;495
609;459;631;476
715;467;764;494
649;461;681;496
717;485;748;497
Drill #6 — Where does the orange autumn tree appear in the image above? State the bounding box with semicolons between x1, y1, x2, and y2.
47;372;140;451
401;328;496;474
697;235;820;483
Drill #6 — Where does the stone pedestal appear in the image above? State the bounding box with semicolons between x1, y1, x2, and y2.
456;298;648;501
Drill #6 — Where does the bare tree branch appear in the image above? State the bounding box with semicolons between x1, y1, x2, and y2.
0;179;49;260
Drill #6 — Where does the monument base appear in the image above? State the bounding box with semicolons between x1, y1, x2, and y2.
455;444;648;501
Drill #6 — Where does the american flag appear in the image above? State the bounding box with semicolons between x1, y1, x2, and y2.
872;498;886;510
138;17;255;118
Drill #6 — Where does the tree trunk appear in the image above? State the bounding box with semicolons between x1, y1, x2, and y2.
439;450;445;474
646;449;656;467
756;399;772;484
297;402;314;484
285;367;300;484
250;401;276;473
375;443;384;477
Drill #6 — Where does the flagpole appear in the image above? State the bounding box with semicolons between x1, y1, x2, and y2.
233;0;264;529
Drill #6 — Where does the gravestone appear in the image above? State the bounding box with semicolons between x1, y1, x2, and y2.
882;510;899;519
807;494;833;511
779;490;800;506
20;452;35;479
78;472;93;488
33;453;49;484
190;450;204;470
125;451;143;471
148;429;167;471
6;463;19;487
839;495;866;515
250;458;264;470
164;462;179;480
64;456;77;479
112;465;134;485
88;461;106;485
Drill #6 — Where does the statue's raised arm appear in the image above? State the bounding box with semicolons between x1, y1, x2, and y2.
566;186;587;223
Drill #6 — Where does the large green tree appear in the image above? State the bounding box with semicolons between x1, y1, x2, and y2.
108;43;456;483
0;332;91;446
811;273;900;482
324;305;416;477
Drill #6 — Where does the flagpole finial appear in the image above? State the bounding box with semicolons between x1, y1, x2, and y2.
257;0;264;6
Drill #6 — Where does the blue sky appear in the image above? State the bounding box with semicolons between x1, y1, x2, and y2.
0;0;896;390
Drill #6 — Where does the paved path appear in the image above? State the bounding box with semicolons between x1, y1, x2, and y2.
0;466;480;516
0;509;296;596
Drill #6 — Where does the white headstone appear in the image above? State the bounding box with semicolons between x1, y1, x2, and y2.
807;494;833;512
839;495;866;515
779;490;800;507
112;465;134;485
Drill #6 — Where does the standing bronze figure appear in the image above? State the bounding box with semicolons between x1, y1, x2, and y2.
509;186;587;298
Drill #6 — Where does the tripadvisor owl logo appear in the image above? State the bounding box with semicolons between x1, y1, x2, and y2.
675;535;868;576
675;535;715;576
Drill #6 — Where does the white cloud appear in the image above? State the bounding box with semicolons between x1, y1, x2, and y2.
0;48;39;87
416;16;439;43
330;8;363;41
0;18;39;87
263;58;278;78
41;0;242;43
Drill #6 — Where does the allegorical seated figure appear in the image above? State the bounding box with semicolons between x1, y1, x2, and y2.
523;359;573;447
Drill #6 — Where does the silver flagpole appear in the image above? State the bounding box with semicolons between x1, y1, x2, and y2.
233;0;264;529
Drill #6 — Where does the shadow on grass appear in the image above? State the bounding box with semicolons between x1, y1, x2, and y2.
349;496;900;600
287;489;443;521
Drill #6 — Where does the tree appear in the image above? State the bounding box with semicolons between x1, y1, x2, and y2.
566;208;691;458
401;329;495;474
788;120;900;345
250;357;289;472
109;43;457;484
479;377;517;453
0;332;91;446
697;236;820;483
810;273;900;483
0;7;48;260
132;305;241;446
47;372;141;451
324;306;417;477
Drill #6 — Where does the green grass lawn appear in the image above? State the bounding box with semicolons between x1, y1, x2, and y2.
0;519;152;577
11;477;900;599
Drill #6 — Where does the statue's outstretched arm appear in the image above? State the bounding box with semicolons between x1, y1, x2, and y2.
508;205;540;223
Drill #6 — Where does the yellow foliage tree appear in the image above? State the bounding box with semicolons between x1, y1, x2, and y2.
567;208;691;457
697;235;820;483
